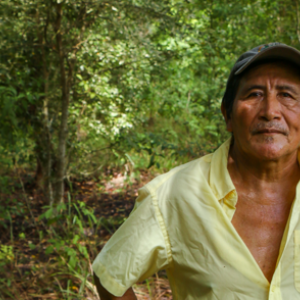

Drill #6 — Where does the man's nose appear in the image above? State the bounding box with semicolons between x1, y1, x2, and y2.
258;92;281;121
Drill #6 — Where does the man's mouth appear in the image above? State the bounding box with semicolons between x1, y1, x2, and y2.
253;128;288;135
256;129;284;134
251;122;289;136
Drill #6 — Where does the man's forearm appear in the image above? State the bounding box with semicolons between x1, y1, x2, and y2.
93;273;137;300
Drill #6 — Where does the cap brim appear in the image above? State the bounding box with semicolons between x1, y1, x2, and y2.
235;45;300;75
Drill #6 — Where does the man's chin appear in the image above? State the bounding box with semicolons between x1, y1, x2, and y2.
249;141;287;161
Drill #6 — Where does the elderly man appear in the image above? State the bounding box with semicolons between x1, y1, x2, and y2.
93;43;300;299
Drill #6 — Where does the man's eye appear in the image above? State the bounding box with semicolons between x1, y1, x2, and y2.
282;92;292;98
247;92;261;98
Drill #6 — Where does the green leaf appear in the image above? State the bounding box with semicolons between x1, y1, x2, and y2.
72;235;80;244
69;255;76;270
45;246;54;255
28;243;36;250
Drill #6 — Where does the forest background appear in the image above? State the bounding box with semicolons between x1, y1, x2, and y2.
0;0;299;299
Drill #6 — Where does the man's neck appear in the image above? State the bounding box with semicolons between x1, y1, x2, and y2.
228;142;300;201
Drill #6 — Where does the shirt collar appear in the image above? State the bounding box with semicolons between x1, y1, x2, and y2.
210;138;235;201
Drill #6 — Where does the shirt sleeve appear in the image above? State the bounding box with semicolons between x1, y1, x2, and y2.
92;186;171;297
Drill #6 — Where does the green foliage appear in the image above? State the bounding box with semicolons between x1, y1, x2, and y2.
0;245;14;263
0;190;107;299
1;0;300;180
39;196;101;275
64;0;300;175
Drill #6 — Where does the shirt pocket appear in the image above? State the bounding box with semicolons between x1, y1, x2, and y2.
295;230;300;292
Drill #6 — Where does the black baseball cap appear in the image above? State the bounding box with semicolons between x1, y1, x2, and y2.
225;42;300;91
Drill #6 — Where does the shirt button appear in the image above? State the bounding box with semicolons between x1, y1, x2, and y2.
271;285;276;292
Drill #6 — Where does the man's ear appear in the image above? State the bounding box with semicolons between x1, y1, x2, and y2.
221;103;233;133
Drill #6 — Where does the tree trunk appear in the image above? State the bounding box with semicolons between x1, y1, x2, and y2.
55;92;69;204
34;156;43;189
36;6;53;204
54;2;76;204
43;85;53;205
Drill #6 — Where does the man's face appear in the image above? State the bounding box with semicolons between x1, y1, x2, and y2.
224;62;300;161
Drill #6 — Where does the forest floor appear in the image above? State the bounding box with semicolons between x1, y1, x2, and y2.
0;170;172;299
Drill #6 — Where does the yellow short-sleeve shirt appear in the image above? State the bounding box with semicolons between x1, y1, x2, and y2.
92;138;300;299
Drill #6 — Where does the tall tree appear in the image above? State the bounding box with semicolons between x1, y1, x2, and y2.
0;0;179;204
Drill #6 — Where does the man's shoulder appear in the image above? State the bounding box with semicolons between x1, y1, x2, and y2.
142;153;213;198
